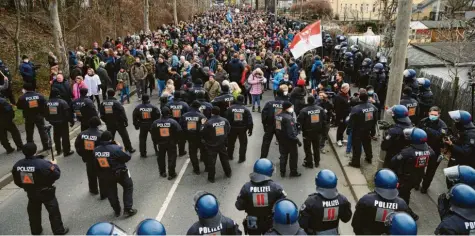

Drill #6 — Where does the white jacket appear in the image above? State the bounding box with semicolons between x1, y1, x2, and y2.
84;74;102;96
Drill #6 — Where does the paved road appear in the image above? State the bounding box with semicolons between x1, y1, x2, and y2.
0;91;356;235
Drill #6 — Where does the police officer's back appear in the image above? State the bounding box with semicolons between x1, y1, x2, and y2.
299;169;352;234
235;159;287;235
403;69;419;99
46;88;75;156
381;105;413;168
439;165;475;219
435;184;475;235
275;101;302;177
225;95;253;163
298;96;326;168
167;91;189;156
400;87;419;124
0;96;22;153
265;199;306;235
211;84;234;117
417;78;434;118
72;87;98;131
260;90;286;158
180;101;207;174
197;90;212;119
188;79;209;103
133;94;160;157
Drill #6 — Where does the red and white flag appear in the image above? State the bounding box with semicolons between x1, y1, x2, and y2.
290;20;323;58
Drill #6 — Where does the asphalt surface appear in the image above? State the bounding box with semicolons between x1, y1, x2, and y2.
0;91;355;235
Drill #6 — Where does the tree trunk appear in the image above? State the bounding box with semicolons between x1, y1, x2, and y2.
173;0;178;25
13;0;21;75
49;0;70;77
144;0;150;33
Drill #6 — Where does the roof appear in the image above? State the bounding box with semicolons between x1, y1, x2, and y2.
419;20;467;29
411;42;475;65
410;21;429;30
407;45;446;67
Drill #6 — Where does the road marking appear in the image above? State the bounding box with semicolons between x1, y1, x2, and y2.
155;158;190;221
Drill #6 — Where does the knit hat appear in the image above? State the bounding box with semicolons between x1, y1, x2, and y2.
283;101;293;110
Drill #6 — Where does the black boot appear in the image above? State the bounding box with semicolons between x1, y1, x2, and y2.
258;106;261;113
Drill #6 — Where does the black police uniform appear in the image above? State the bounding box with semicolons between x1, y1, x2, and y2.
349;101;378;166
235;180;287;235
94;141;134;214
275;111;299;175
392;143;435;205
12;155;67;234
358;64;372;88
168;100;190;155
186;214;242;235
351;192;408;235
381;121;413;168
297;103;327;167
0;97;22;151
225;103;253;162
418;88;434;118
17;91;49;149
211;92;235;117
180;108;207;172
188;85;209;104
74;127;104;196
200;114;232;181
435;210;475;234
132;102;160;156
446;124;475;185
45;97;74;154
370;71;387;105
403;79;419;100
417;117;447;190
99;97;133;151
260;96;286;158
72;96;98;131
0;64;15;103
400;95;419;124
150;116;182;176
265;228;307;235
199;99;213;119
299;193;352;234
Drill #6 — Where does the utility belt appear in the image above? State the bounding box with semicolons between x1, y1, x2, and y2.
243;215;271;234
314;227;339;235
26;186;56;201
113;168;129;180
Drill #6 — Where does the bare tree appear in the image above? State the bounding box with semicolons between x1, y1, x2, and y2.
375;0;398;58
173;0;178;25
49;0;69;77
144;0;150;33
13;0;21;74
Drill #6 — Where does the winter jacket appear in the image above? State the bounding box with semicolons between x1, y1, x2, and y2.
226;58;244;83
204;80;221;101
290;86;307;114
288;63;299;84
311;59;323;81
19;61;36;81
191;65;208;83
117;71;131;87
50;80;72;104
70;66;84;80
96;67;112;87
72;81;87;100
131;63;148;81
155;61;169;81
272;69;285;90
247;70;266;95
334;92;351;121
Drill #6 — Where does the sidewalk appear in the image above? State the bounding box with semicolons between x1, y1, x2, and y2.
328;127;443;234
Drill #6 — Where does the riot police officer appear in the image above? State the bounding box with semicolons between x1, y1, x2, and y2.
86;222;126;235
200;106;232;183
417;106;447;193
298;96;326;168
392;127;435;221
403;69;419;99
417;78;434;118
45;88;74;156
150;107;182;180
275;101;302;177
235;159;287;235
225;95;253;163
385;212;418;235
261;90;286;159
0;59;15;103
352;169;409;235
180;101;207;174
187;191;242;235
323;37;333;58
299;169;352;234
211;84;234;117
400;87;419;124
352;46;363;86
0;95;22;153
168;91;190;156
72;88;98;131
445;110;475;169
438;165;475;219
370;63;387;105
343;51;354;83
135;219;167;235
94;131;137;217
381;105;413;168
188;79;209;104
12;143;69;235
99;89;135;153
435;184;475;235
333;44;341;70
359;58;372;88
75;117;105;198
197;90;213;119
265;199;306;235
133;94;160;157
16;82;49;151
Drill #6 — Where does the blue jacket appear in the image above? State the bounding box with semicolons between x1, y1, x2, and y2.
288;63;299;84
310;59;323;80
272;69;285;90
19;61;36;80
171;55;179;68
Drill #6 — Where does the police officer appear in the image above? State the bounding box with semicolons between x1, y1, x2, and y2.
435;184;475;235
211;84;234;117
180;101;207;174
275;101;302;177
0;95;22;153
225;95;253;163
400;87;419;124
352;46;363;86
235;159;287;235
12;143;69;235
151;107;182;180
133;94;160;158
403;69;419;99
168;91;190;156
445;110;475;170
370;63;387;105
359;58;372;88
417;106;447;193
72;87;98;131
94;131;137;217
299;169;352;234
135;219;167;235
348;90;378;167
381;105;413;168
417;78;434;118
200;106;232;183
197;90;213;119
261;90;286;159
86;222;126;235
0;59;15;104
343;52;354;83
75;117;105;198
16;83;49;151
438;165;475;219
100;89;135;153
265;199;306;235
351;169;409;235
187;191;242;235
188;79;209;104
298;96;326;168
385;212;418;235
45;88;75;156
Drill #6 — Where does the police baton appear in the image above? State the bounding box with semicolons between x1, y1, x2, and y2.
45;124;55;161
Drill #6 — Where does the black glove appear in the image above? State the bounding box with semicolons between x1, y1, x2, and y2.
134;125;139;130
297;139;302;147
248;129;252;136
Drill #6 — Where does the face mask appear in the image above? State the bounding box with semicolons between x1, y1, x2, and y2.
283;91;288;96
287;108;294;113
429;115;439;121
22;89;26;94
368;90;374;95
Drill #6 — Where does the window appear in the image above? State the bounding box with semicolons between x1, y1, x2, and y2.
373;3;376;12
366;4;369;12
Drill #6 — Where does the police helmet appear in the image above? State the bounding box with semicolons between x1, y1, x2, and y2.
351;45;359;53
324;33;331;38
193;191;221;225
343;52;353;60
86;222;127;235
339;35;347;42
362;58;372;67
250;159;274;182
374;169;399;200
387;105;411;123
417;77;431;89
315;169;338;199
272;199;300;235
403;128;428;144
376;52;382;59
444;165;475;187
325;37;333;43
373;63;384;73
336;34;341;39
334;45;341;51
340;47;348;54
340;41;348;47
385;212;417;235
448;110;472;125
135;219;166;235
448;184;475;220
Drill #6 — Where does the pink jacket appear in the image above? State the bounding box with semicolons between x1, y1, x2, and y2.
247;69;266;95
72;81;87;99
